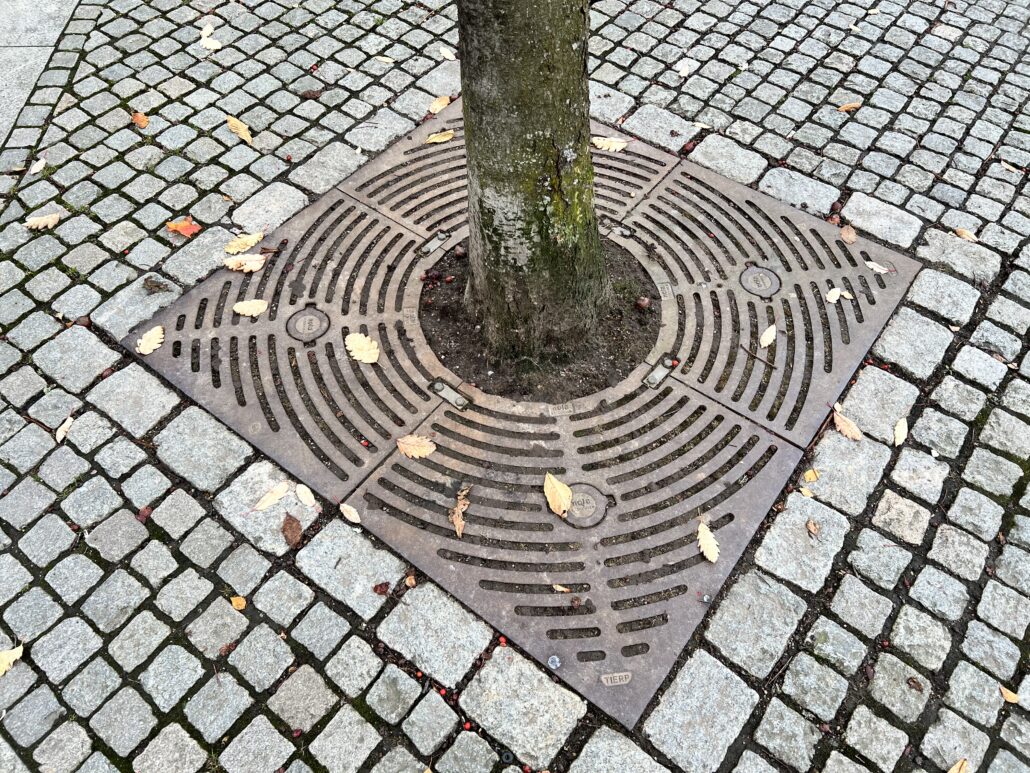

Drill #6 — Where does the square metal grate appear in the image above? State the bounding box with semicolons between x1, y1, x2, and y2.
126;99;920;728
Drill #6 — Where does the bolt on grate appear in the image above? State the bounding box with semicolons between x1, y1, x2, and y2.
127;99;920;728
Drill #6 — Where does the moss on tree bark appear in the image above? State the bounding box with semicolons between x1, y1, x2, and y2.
457;0;608;358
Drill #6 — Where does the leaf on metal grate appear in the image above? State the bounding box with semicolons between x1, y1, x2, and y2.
832;403;862;441
296;483;317;509
224;231;264;254
865;260;890;275
448;485;471;538
591;136;628;152
167;216;201;238
759;323;777;349
429;95;451;114
697;520;719;562
840;224;857;244
954;227;977;243
340;503;361;523
282;514;303;548
397;434;436;459
233;299;268;318
345;332;380;363
226;115;253;145
224;254;267;273
553;584;571;593
230;596;247;610
1001;686;1020;703
0;644;23;677
544;472;572;517
135;325;165;355
893;417;908;447
826;287;842;304
131;111;149;129
255;481;290;511
25;212;60;230
426;129;455;144
56;416;74;443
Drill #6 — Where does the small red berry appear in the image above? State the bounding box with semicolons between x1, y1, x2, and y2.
360;439;369;447
499;636;507;647
439;688;446;696
416;671;422;678
463;721;471;731
671;359;680;367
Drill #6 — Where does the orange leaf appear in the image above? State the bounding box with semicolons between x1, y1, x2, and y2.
166;216;202;239
131;112;149;129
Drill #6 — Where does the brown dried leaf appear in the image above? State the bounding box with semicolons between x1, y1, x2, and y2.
397;434;436;459
345;332;380;364
428;95;451;114
339;503;361;524
255;480;290;511
131;111;149;129
233;299;268;318
425;129;455;144
372;581;391;595
840;224;858;244
25;212;60;230
837;101;862;112
224;231;264;254
907;676;924;692
0;644;24;678
448;485;471;538
806;518;820;538
543;472;572;517
799;486;814;497
135;325;164;355
282;514;303;548
697;520;719;562
226;115;253;145
832;403;863;441
230;595;247;610
404;574;417;588
954;227;978;243
224;254;267;273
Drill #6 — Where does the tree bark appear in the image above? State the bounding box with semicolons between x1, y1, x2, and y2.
457;0;608;359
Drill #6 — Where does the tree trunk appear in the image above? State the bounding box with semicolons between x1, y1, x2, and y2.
457;0;608;359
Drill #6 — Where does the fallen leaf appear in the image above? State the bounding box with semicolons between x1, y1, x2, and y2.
166;216;202;238
448;485;471;538
255;480;290;511
867;7;880;14
954;227;977;243
806;519;820;538
397;434;436;458
799;486;814;497
826;287;842;304
25;213;60;230
894;417;907;447
440;46;456;60
233;299;268;317
907;675;924;692
1001;685;1020;703
591;136;629;153
840;224;858;244
759;323;777;349
230;596;247;610
200;22;215;37
282;514;303;548
837;101;862;112
345;332;380;363
200;35;222;51
947;760;969;773
136;325;165;355
131;111;149;129
1001;161;1021;174
295;484;316;508
29;156;46;174
372;581;391;595
226;115;253;145
224;231;264;254
803;468;820;483
832;403;863;441
340;503;361;523
429;95;451;114
865;260;890;274
425;129;455;144
224;254;267;273
0;644;23;678
552;584;571;593
373;55;395;64
543;472;572;517
55;416;74;443
404;574;417;588
300;88;324;100
697;520;719;562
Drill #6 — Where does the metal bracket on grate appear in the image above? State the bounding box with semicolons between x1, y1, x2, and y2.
125;101;920;729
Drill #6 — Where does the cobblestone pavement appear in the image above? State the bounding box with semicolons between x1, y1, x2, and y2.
0;0;1028;771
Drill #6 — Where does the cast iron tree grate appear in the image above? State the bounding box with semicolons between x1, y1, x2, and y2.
125;100;920;728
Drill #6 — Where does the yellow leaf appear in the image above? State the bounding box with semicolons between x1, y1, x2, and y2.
803;468;820;483
840;224;858;244
226;115;253;145
429;95;451;114
954;228;977;243
759;324;777;349
697;520;719;562
543;472;572;517
439;46;456;60
230;596;246;610
0;644;23;677
224;254;267;273
374;55;395;63
397;434;436;458
25;213;60;230
255;480;290;511
865;260;890;275
552;584;571;593
296;484;316;508
1001;685;1020;703
233;299;268;317
832;404;863;441
799;486;814;497
340;503;361;523
946;760;969;773
591;136;629;153
426;129;455;144
345;332;380;364
55;416;74;443
135;325;164;355
894;417;908;447
224;231;264;254
826;287;842;304
837;101;862;112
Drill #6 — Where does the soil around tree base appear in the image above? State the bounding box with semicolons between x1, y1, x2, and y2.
419;239;661;403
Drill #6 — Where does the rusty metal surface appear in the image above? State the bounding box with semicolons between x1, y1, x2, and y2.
125;104;920;729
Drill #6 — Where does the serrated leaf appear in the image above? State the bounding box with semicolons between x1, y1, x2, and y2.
697;520;719;562
429;95;451;114
131;112;149;129
865;260;890;275
233;299;268;317
340;503;361;523
226;115;253;145
425;129;455;144
398;434;436;458
1001;685;1019;703
826;287;842;304
25;213;60;230
837;100;862;112
946;760;969;773
543;472;572;517
224;254;267;273
0;644;23;678
345;332;379;363
448;485;471;538
135;325;165;355
230;595;246;610
439;46;456;60
166;216;202;238
255;480;290;511
894;417;908;447
591;136;628;153
954;227;977;243
56;416;74;443
224;231;264;254
759;324;777;349
282;514;303;548
833;405;863;441
840;224;858;244
296;483;316;508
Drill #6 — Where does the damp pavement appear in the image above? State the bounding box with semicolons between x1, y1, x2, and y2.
0;0;1029;772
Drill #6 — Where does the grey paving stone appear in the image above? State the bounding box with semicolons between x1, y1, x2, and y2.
870;652;930;723
0;554;31;606
32;721;92;773
150;488;206;540
366;664;420;725
921;708;990;772
755;493;849;592
945;660;1004;728
371;747;423;773
964;448;1022;498
928;525;989;582
0;476;52;529
218;543;272;595
848;528;911;590
155;407;250;492
996;544;1030;597
754;698;821;770
911;408;968;459
33;326;120;392
62;657;120;718
219;715;294;773
291;602;350;660
3;586;61;641
345;109;415;153
179;518;233;569
3;686;65;747
1002;714;1030;762
81;570;148;634
89;688;156;756
961;621;1019;681
891;605;952;672
84;509;148;562
891;449;950;505
232;181;309;232
326;635;383;698
134;723;205;773
804;616;866;676
840;367;919;445
254;570;314;627
621;104;698;152
140;645;204;712
437;731;498;773
845;704;908;773
758;167;838;214
185;597;248;659
19;513;75;567
954;346;1008;391
108;611;169;673
309;703;381;773
163;226;233;284
689;135;767;184
806;433;891;516
91;272;181;341
782;651;850;722
85;364;179;437
38;445;90;491
873;307;952;381
184;673;253;743
288;142;366;194
916;229;1002;284
268;665;338;732
228;623;294;691
403;690;458;756
911;566;969;622
571;726;667;772
830;575;892;639
61;476;121;527
842;192;923;248
30;617;102;684
130;541;179;588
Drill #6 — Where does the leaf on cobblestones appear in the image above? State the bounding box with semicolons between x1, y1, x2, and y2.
591;136;629;153
56;416;74;443
255;481;290;511
806;519;820;538
25;212;60;230
946;760;969;773
893;417;907;447
544;472;572;517
404;574;417;588
448;485;471;538
230;596;246;610
697;520;719;562
373;581;391;595
0;644;23;677
837;101;862;112
131;112;149;129
799;486;814;497
339;503;361;523
840;224;858;244
954;228;977;243
397;434;436;459
226;115;253;145
1001;686;1019;703
224;231;264;254
425;129;455;144
429;95;451;114
803;468;820;483
759;323;777;349
201;35;222;51
282;514;303;548
166;216;201;238
224;254;267;273
832;403;863;441
1001;161;1022;175
135;325;164;355
29;156;46;175
345;332;380;363
200;22;215;37
865;260;890;275
233;299;268;317
295;483;317;509
906;675;924;692
866;7;880;14
439;46;456;60
374;55;395;63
